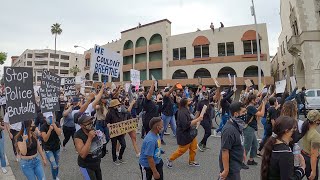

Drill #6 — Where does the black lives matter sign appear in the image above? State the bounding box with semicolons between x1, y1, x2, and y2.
4;67;36;124
39;69;61;113
64;77;76;97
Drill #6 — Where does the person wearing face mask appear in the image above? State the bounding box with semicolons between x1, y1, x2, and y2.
219;102;246;180
139;117;164;180
300;110;320;180
261;116;305;180
166;98;203;168
105;99;135;165
74;115;104;180
40;112;62;180
216;85;235;134
196;92;213;152
16;120;47;180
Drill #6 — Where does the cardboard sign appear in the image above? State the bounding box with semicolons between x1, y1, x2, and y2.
109;118;138;138
39;69;61;113
275;80;287;94
64;77;76;97
91;44;123;78
245;79;253;87
130;69;140;86
290;76;297;91
4;67;37;124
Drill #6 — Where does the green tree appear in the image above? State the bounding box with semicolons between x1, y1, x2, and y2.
0;52;7;65
51;23;62;70
70;65;81;76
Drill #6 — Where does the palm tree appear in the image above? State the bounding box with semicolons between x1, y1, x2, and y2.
0;52;7;65
51;23;62;70
70;65;81;76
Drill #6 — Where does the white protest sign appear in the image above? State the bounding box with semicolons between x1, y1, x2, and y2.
125;83;131;93
130;69;140;86
111;82;117;91
197;105;208;129
233;75;236;89
228;74;232;83
151;75;158;91
275;80;287;94
91;44;123;78
290;76;297;91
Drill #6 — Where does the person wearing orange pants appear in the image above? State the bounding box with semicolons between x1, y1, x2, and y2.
166;98;204;168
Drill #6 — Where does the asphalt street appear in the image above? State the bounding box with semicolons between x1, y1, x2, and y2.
3;121;266;180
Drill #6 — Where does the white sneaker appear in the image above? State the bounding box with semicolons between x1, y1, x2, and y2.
1;167;7;174
136;153;140;158
55;177;60;180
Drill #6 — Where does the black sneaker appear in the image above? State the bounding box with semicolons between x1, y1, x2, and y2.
247;160;258;165
241;163;249;169
161;140;166;145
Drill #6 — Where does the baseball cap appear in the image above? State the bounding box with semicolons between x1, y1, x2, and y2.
307;110;320;122
78;114;94;125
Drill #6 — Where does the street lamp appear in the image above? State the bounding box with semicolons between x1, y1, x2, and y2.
251;0;262;89
74;45;88;51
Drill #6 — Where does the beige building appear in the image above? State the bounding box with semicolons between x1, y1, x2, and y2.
84;19;273;88
12;49;85;83
274;0;320;89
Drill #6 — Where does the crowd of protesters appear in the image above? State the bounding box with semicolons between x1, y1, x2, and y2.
0;78;319;180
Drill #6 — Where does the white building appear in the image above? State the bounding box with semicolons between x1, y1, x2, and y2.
12;49;85;83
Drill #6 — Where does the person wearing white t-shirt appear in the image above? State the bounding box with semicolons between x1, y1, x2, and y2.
4;112;22;161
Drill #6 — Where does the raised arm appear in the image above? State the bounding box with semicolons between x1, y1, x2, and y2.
92;83;105;108
79;93;95;113
165;83;177;97
147;81;155;100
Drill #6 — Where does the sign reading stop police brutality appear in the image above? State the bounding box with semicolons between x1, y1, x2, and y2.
64;77;76;96
39;69;61;113
4;67;37;124
91;44;123;78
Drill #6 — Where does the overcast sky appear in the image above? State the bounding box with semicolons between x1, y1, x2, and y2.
0;0;281;70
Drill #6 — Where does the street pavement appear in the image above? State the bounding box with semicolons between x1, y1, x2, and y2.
3;122;266;180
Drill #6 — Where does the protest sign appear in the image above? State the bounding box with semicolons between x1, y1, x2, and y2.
228;74;232;83
290;76;297;91
91;44;123;78
130;69;140;86
125;83;131;93
4;67;37;124
275;80;287;94
64;77;76;97
108;118;138;138
233;75;236;90
151;75;158;91
245;79;253;87
213;78;220;87
111;82;117;91
39;69;61;113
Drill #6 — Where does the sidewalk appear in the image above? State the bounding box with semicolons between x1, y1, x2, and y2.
0;155;16;180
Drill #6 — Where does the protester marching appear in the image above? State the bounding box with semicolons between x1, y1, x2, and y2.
1;45;320;180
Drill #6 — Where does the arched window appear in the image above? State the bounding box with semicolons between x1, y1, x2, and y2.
149;34;162;45
136;37;147;47
172;69;188;79
241;30;262;54
244;66;264;77
193;68;211;78
85;73;90;80
218;67;237;78
92;73;99;81
193;36;210;58
123;40;133;50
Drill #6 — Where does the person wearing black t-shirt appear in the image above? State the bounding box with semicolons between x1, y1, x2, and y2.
75;115;103;180
143;81;159;134
40;112;62;180
244;94;266;166
216;86;235;133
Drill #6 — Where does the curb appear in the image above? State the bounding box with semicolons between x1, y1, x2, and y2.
0;154;16;180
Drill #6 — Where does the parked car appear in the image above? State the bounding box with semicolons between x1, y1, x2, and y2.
306;89;320;110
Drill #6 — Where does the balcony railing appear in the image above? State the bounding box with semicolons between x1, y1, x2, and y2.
287;35;301;56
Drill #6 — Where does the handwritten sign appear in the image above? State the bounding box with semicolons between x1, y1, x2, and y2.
64;77;76;97
275;80;287;94
91;44;123;78
108;118;138;138
290;76;297;91
39;69;61;113
4;67;37;124
130;69;140;86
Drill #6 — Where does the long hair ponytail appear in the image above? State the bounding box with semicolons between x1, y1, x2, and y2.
301;119;313;137
261;116;297;180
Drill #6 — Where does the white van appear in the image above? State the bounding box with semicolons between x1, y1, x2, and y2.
306;89;320;110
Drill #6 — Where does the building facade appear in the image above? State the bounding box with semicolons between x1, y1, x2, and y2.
275;0;320;90
84;19;273;87
12;49;85;83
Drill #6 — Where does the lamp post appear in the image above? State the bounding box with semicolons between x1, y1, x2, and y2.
74;45;88;51
251;0;262;89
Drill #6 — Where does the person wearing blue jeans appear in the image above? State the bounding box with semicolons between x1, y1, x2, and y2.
0;129;7;174
41;112;62;180
160;84;178;145
216;86;234;133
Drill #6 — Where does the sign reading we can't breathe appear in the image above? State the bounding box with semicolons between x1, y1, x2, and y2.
91;44;123;78
4;67;37;124
39;69;61;113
